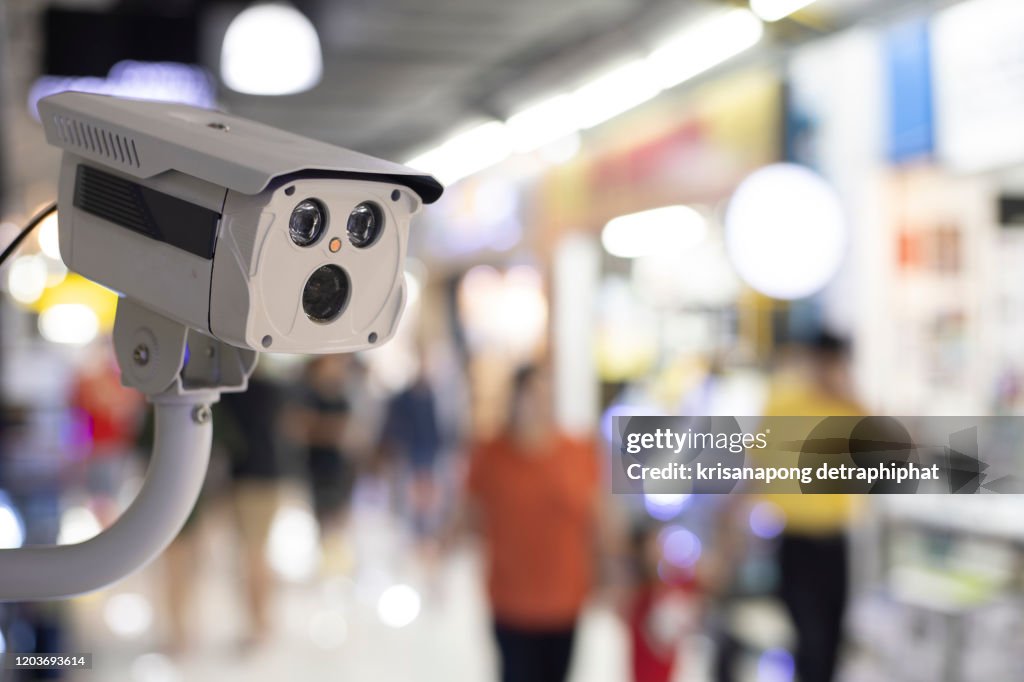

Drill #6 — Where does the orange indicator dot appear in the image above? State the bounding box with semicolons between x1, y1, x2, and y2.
329;237;342;253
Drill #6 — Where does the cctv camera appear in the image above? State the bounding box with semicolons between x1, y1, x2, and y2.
0;93;442;601
37;92;443;354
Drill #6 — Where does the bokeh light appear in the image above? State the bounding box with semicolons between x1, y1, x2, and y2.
58;505;101;545
749;501;787;539
37;212;60;260
644;493;689;521
8;255;48;304
221;3;322;96
757;647;796;682
0;494;25;549
725;163;846;300
377;584;422;628
38;303;100;345
266;504;321;582
659;525;702;568
104;593;154;639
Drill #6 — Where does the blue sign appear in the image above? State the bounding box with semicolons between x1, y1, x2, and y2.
884;18;935;163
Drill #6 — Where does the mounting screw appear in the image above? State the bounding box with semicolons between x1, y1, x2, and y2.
133;344;150;366
192;405;212;424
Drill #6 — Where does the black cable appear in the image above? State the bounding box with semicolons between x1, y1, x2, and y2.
0;202;58;266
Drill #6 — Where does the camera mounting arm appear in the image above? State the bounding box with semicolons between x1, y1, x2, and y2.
0;299;256;600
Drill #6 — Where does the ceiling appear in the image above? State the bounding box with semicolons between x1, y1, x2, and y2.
212;0;920;160
2;0;933;212
216;0;670;159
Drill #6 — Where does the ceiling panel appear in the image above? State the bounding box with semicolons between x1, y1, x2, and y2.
220;0;653;157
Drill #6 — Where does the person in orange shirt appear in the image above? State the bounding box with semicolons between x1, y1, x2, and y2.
466;364;600;682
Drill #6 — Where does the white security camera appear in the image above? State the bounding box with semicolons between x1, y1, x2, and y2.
38;91;442;354
0;93;442;601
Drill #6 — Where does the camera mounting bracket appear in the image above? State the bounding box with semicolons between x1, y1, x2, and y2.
113;297;257;400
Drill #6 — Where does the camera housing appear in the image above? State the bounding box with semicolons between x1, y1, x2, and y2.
38;92;442;353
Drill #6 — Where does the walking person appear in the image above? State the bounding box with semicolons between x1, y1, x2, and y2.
465;364;601;682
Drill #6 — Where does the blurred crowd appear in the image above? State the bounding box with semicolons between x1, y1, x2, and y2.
0;327;872;682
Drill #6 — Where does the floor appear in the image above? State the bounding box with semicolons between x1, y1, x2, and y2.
59;484;678;682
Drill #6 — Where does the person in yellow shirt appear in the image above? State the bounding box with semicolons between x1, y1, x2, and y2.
759;332;862;682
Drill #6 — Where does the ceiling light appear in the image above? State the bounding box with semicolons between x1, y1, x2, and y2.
750;0;818;22
725;163;846;300
221;3;323;95
405;121;512;185
410;8;764;184
647;9;764;89
602;205;708;259
506;94;581;153
572;60;662;129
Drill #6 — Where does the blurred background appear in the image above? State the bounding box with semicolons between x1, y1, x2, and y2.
1;0;1024;680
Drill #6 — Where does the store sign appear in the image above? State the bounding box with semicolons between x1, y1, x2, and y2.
884;18;934;163
931;0;1024;172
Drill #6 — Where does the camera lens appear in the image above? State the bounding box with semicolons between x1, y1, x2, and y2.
346;202;383;247
302;265;350;322
289;199;326;246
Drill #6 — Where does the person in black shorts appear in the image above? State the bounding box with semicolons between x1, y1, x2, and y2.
287;355;359;555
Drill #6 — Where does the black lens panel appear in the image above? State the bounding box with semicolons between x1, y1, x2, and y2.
302;265;350;322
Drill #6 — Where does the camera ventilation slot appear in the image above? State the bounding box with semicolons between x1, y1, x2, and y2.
52;115;140;168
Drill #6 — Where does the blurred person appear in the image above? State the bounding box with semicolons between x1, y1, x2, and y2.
158;489;214;655
216;368;290;648
161;521;200;654
626;522;700;682
1;405;69;680
152;367;288;652
286;355;360;572
134;403;201;655
377;346;445;550
335;352;383;459
758;332;864;682
676;358;764;682
69;344;144;524
465;363;600;682
699;498;751;682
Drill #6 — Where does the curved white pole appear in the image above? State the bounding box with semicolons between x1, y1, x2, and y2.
0;394;216;600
